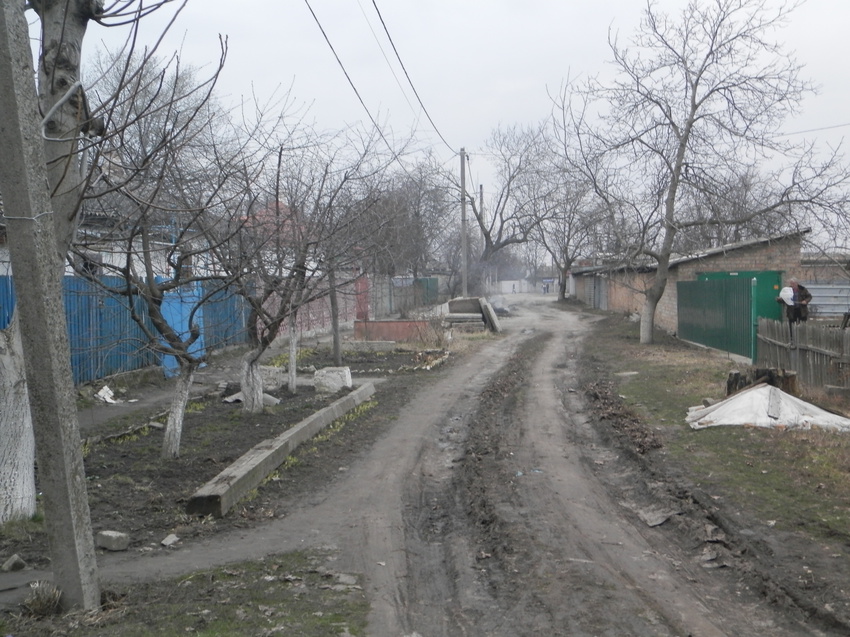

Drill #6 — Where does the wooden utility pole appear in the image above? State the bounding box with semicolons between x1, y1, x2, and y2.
460;148;468;297
0;2;99;610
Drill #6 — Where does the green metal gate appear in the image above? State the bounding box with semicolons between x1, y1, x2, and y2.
697;271;783;321
677;277;758;361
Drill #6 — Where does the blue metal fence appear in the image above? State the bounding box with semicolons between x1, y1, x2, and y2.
0;275;249;385
202;282;251;351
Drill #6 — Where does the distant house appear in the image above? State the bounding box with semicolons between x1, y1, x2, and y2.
570;230;813;334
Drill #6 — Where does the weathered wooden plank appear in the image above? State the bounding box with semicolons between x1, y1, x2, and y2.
186;383;375;517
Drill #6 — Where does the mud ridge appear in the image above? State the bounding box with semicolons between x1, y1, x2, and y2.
453;333;552;613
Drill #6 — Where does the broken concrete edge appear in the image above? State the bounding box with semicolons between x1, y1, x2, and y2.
186;382;376;518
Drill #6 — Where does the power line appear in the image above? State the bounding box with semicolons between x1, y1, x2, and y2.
302;0;385;137
369;0;455;154
302;0;462;187
778;121;850;137
302;0;417;176
354;0;418;118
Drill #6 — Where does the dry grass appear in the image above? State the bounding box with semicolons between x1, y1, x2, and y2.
580;312;850;543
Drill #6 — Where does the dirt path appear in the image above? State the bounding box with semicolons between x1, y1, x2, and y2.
97;296;826;636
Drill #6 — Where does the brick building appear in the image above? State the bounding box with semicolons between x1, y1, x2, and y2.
571;231;810;334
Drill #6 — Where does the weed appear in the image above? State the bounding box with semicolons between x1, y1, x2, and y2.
185;400;206;414
268;348;317;368
241;488;259;503
282;455;301;470
0;510;44;542
22;580;62;617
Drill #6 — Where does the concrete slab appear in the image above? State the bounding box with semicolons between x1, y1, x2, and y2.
448;297;482;314
187;383;376;517
480;299;502;333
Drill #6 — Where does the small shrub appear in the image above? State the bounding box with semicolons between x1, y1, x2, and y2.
23;580;62;617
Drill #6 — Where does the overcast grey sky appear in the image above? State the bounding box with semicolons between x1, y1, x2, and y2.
76;0;850;191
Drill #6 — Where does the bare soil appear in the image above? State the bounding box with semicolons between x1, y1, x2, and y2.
4;295;850;636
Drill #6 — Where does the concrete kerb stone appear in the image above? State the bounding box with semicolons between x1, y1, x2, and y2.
186;382;376;518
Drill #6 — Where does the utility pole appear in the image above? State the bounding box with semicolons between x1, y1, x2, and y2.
460;147;468;297
479;184;486;292
0;2;100;610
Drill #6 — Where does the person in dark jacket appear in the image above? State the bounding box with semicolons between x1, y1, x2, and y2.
777;278;812;341
786;278;812;324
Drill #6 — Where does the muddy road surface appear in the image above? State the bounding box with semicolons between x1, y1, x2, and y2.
100;297;828;636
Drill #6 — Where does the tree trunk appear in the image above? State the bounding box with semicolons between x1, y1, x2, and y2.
240;347;265;414
640;291;662;344
288;312;298;394
0;315;36;523
161;365;196;459
557;267;568;301
329;266;342;366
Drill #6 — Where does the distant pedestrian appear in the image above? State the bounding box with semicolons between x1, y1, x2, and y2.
512;284;516;294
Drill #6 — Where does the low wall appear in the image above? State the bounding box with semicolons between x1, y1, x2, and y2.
354;319;432;342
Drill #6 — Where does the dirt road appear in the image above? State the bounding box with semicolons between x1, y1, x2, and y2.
98;296;827;635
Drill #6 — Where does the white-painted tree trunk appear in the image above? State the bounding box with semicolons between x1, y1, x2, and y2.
240;348;265;414
0;314;36;523
161;366;196;459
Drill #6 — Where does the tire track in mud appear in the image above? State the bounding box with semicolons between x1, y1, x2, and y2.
402;305;824;636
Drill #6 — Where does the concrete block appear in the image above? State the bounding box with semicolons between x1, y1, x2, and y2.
96;530;130;551
161;534;180;547
259;365;286;391
314;367;353;394
480;298;502;333
2;554;26;571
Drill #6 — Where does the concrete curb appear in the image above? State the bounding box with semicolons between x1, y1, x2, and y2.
186;383;376;518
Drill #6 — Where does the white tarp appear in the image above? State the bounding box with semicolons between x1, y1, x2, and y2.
687;384;850;432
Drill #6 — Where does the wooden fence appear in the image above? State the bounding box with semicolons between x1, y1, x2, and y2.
757;318;850;389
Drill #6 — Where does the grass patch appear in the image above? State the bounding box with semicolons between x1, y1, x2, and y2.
267;348;317;369
5;551;368;637
0;509;44;543
583;313;850;543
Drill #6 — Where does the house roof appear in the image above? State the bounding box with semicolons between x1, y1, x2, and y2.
571;229;810;276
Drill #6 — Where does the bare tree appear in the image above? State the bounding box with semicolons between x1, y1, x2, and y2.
210;127;386;413
465;125;552;268
554;0;850;343
368;159;453;279
531;166;599;300
74;51;261;458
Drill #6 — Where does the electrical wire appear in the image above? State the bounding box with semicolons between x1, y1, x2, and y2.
302;0;395;154
354;0;418;118
302;0;455;181
369;0;455;154
777;121;850;137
